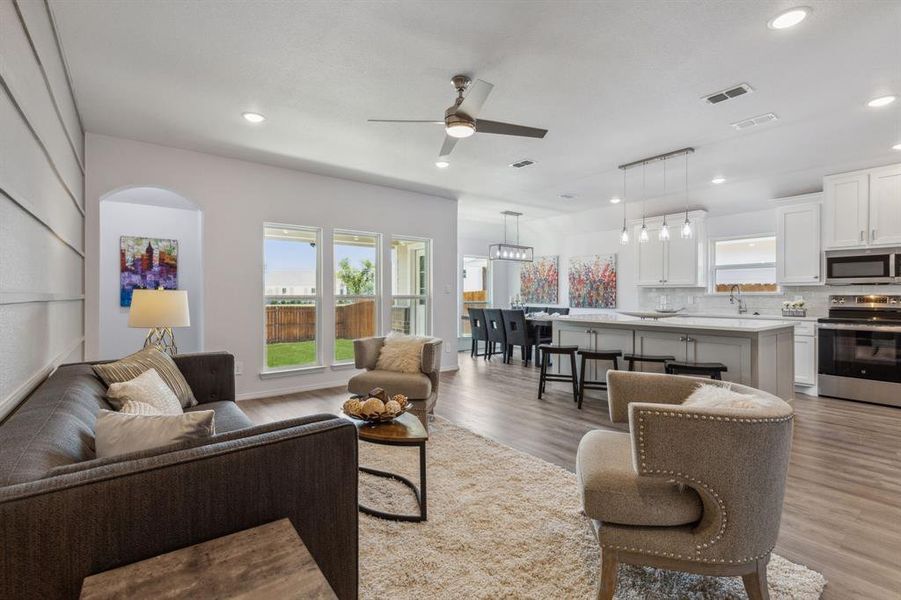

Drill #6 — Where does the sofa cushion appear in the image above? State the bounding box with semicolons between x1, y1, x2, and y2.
0;364;110;486
186;401;253;433
576;429;702;527
347;370;432;400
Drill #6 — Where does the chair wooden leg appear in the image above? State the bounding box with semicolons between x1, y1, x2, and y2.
577;355;587;409
538;353;548;399
471;338;476;358
597;548;618;600
742;558;770;600
570;353;579;404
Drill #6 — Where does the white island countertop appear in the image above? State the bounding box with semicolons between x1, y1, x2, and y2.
556;313;795;333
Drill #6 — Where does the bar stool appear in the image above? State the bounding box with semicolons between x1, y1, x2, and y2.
537;345;579;403
623;353;676;372
576;350;622;409
665;360;729;380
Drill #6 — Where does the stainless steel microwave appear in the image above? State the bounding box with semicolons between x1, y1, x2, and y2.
825;249;896;285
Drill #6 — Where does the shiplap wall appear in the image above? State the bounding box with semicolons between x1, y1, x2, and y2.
0;0;84;419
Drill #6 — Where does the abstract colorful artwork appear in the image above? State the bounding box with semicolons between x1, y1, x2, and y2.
520;256;558;304
568;255;616;308
120;236;178;307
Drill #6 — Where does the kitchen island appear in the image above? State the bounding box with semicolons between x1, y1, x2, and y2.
551;314;795;399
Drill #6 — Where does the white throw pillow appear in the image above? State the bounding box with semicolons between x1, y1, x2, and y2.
94;410;216;458
375;333;428;374
683;384;782;410
106;368;184;415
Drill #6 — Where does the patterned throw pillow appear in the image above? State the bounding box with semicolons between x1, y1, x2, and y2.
119;400;164;415
107;369;183;415
93;347;197;408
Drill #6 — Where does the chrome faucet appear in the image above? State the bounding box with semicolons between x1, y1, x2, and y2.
729;284;748;314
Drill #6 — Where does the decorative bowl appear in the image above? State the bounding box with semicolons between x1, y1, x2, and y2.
342;388;411;424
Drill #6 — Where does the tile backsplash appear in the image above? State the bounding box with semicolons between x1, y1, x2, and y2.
639;285;901;318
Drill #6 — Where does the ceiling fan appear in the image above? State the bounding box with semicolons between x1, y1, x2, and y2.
368;75;548;165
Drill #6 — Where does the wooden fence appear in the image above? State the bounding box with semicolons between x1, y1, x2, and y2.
266;300;375;343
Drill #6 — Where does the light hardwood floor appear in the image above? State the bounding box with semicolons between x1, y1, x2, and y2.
241;353;901;600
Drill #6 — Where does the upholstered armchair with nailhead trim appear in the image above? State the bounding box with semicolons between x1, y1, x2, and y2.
576;371;794;600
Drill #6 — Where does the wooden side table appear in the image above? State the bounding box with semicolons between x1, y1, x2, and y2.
80;519;337;599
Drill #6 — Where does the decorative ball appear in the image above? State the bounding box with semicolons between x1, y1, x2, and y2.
392;394;408;408
361;397;385;418
384;400;401;416
343;398;363;416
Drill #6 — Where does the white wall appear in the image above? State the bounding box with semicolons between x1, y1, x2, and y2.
85;134;458;400
99;200;203;359
0;1;84;419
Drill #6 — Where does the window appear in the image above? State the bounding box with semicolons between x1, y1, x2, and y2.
461;256;490;336
711;235;778;293
334;231;379;363
264;225;321;370
391;237;431;336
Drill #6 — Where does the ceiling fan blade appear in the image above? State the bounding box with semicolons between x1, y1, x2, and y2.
455;79;494;119
439;135;459;159
475;119;548;139
368;119;444;124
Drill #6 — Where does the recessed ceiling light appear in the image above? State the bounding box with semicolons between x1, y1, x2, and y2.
610;197;622;204
711;177;726;184
435;160;450;169
768;7;810;30
867;96;896;108
893;143;901;151
242;112;266;123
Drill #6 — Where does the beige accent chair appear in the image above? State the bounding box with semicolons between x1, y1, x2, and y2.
577;371;794;600
347;336;442;423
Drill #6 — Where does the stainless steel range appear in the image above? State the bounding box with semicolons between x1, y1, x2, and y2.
818;295;901;407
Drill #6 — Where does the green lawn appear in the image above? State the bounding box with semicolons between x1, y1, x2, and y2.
266;339;355;368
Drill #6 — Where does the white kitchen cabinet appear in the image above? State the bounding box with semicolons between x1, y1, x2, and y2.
553;323;634;377
824;172;869;249
687;333;752;385
664;232;699;286
793;334;816;386
636;225;666;285
634;331;688;372
869;164;901;246
635;212;706;287
776;202;821;285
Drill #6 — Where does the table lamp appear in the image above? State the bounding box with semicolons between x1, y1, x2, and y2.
128;289;190;355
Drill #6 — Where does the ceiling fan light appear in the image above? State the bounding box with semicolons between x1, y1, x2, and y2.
446;122;476;138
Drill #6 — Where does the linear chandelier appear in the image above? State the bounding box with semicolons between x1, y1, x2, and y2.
489;211;534;262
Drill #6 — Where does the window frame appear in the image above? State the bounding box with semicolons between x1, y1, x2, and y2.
391;236;433;336
460;254;492;337
332;229;381;365
708;233;781;295
262;223;323;375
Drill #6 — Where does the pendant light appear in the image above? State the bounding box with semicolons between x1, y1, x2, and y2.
619;167;630;245
638;163;649;243
489;211;534;262
681;151;694;239
659;158;671;241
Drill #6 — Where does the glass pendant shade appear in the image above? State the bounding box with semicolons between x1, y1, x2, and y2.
620;226;630;245
659;222;670;241
681;216;693;239
639;224;649;243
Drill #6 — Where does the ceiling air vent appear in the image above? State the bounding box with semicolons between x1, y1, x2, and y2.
509;159;535;168
704;83;754;105
731;112;778;130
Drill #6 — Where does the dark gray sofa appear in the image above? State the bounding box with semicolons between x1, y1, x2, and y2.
0;352;358;599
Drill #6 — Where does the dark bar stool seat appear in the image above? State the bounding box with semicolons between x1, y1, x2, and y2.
623;353;676;371
576;349;622;409
537;345;579;403
665;360;729;380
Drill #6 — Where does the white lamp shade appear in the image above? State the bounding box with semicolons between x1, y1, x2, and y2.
128;290;190;328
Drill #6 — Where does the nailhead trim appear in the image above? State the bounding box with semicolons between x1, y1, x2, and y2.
600;543;775;565
634;408;792;562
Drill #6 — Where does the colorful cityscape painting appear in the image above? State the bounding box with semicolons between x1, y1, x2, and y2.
520;256;558;304
120;236;178;307
569;255;616;308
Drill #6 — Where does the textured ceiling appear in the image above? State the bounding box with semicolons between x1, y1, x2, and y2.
51;0;901;224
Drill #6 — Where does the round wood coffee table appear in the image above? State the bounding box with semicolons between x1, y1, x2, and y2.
350;412;429;522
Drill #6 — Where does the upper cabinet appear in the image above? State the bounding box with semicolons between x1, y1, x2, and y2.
635;211;706;287
824;164;901;249
776;201;821;285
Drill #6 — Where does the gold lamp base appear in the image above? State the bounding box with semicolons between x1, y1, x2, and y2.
143;327;178;355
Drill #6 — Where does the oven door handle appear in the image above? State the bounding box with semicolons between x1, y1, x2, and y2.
818;323;901;333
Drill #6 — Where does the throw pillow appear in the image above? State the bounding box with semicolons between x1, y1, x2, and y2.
375;333;428;374
106;369;184;415
120;400;165;415
93;347;197;408
683;384;782;410
94;410;215;459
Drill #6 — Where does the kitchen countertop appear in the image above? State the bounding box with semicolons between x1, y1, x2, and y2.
556;313;795;333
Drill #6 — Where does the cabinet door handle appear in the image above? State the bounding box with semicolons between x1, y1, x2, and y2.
859;230;864;242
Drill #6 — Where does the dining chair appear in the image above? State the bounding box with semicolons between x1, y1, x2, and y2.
468;307;488;358
501;309;536;365
483;308;507;362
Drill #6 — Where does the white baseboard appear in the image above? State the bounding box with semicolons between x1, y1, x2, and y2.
0;336;84;422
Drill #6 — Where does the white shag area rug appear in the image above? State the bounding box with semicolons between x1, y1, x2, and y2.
358;418;826;599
